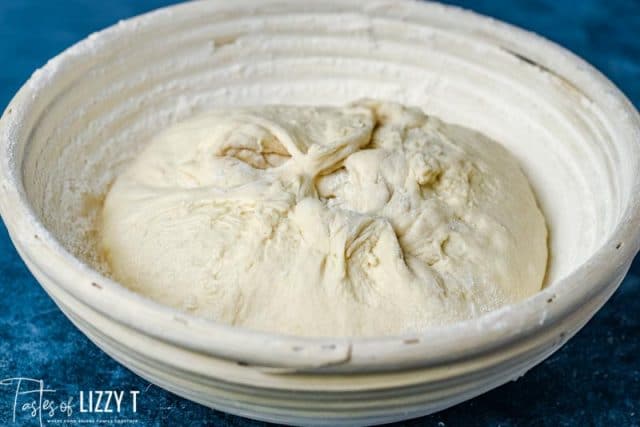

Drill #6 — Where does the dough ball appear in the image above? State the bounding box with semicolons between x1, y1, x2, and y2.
101;101;547;337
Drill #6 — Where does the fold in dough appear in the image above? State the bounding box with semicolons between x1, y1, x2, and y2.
101;100;548;337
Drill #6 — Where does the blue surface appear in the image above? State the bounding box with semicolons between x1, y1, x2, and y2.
0;1;638;426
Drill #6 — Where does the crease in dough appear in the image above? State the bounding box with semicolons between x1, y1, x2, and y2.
100;100;548;337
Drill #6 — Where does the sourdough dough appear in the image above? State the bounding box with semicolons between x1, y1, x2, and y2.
101;100;547;337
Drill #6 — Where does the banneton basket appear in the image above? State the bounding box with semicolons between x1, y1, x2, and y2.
1;0;639;425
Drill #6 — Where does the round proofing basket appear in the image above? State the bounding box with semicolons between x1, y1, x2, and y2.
1;0;640;425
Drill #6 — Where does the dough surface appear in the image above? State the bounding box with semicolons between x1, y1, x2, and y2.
101;100;547;337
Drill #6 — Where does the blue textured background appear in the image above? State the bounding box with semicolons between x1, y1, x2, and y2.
0;1;638;426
